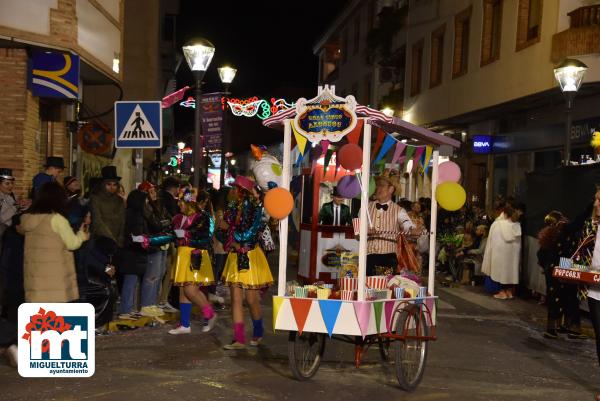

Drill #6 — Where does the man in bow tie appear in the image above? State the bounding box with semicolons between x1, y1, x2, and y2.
366;176;415;275
318;187;351;226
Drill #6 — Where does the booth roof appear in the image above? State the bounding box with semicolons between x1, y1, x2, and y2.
263;103;460;149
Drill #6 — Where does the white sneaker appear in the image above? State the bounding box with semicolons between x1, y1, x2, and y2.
202;314;217;333
168;325;191;335
140;306;165;317
209;293;225;305
6;345;17;368
158;302;178;313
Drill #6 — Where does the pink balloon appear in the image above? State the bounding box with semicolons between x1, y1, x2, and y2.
438;161;461;183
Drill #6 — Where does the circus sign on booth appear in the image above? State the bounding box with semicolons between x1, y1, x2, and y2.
293;85;357;143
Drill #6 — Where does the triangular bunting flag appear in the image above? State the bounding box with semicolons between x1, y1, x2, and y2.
353;301;372;338
290;298;313;334
334;151;341;179
423;146;433;174
320;140;329;157
346;119;364;145
412;146;425;173
373;134;396;164
292;122;308;155
391;142;406;165
318;300;343;337
323;148;334;177
290;133;297;151
403;146;416;172
373;301;383;334
272;296;284;333
370;129;385;162
384;301;396;333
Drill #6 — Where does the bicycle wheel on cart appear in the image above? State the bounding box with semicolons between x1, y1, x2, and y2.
393;304;429;391
288;331;326;381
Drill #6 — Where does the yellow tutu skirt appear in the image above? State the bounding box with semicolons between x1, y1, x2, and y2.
221;246;274;289
172;246;215;286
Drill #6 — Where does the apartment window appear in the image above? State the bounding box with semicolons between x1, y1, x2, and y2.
429;24;445;88
452;6;472;79
481;0;502;66
353;18;361;54
516;0;542;51
342;29;349;63
410;39;424;96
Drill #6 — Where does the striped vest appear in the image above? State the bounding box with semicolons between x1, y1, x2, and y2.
367;201;402;254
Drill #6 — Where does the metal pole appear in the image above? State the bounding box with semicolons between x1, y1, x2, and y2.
357;120;372;301
277;119;292;296
193;71;203;189
428;150;440;324
219;85;229;189
564;92;574;166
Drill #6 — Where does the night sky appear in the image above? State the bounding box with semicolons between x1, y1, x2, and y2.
174;0;348;149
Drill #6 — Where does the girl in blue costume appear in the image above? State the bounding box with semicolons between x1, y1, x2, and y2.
220;176;273;349
142;189;217;335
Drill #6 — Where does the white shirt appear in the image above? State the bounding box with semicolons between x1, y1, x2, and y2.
589;229;600;300
373;200;415;232
333;204;341;226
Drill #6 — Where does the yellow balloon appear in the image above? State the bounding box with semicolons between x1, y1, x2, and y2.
435;182;466;211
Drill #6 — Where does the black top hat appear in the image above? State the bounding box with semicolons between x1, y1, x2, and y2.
332;186;342;197
44;156;65;169
101;166;121;181
0;168;14;181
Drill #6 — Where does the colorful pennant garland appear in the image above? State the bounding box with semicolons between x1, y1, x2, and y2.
412;146;425;172
353;302;372;338
289;298;313;335
371;129;385;162
318;300;343;337
391;142;407;164
273;296;284;333
384;301;396;333
373;134;397;164
423;146;433;173
292;123;308;155
323;147;334;177
373;301;383;334
346;119;364;145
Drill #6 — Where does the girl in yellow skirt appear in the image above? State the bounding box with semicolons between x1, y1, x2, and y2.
168;190;217;335
220;176;273;349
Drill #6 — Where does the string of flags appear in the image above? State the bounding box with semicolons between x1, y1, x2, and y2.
290;122;434;175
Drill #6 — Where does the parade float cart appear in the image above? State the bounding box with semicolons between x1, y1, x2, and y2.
263;86;460;391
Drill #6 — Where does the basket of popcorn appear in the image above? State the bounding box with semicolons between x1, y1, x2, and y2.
317;288;332;299
340;277;358;291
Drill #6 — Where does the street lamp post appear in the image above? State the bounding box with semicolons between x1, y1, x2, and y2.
218;65;237;189
182;38;216;189
553;58;588;165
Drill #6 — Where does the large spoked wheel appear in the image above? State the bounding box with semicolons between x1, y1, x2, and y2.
288;331;326;381
378;336;392;361
394;305;429;391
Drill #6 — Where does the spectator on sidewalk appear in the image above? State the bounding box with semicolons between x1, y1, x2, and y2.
31;156;65;200
157;177;181;312
481;201;524;300
18;182;89;302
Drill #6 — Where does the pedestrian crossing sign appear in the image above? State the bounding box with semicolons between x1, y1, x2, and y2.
114;101;162;148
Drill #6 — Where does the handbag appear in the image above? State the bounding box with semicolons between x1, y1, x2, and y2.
397;234;420;273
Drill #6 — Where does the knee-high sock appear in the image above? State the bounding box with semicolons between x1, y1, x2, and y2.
201;304;215;320
180;303;192;328
233;322;245;344
252;318;263;338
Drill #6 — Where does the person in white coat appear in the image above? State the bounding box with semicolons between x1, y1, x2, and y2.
481;202;524;299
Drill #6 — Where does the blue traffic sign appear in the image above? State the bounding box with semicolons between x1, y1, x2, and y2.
114;101;162;148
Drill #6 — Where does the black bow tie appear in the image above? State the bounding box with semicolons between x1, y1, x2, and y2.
376;203;388;211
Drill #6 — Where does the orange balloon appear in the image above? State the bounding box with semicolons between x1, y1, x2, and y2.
264;188;294;219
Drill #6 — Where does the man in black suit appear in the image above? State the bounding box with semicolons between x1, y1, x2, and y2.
318;187;351;226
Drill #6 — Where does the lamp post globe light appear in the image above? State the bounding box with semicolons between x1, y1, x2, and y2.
182;38;216;189
218;65;237;189
553;58;588;165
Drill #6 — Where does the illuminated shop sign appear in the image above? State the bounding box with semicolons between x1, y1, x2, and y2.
472;135;493;154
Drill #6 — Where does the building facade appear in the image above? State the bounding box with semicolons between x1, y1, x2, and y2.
0;0;123;197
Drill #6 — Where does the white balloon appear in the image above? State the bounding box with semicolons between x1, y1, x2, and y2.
252;154;282;190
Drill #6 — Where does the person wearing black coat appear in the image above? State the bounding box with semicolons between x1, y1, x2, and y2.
117;189;165;318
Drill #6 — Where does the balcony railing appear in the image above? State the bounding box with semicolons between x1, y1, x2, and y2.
568;5;600;28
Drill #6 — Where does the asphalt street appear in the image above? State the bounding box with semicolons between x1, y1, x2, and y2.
1;281;599;401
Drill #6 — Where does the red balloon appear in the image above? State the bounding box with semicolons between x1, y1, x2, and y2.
338;144;363;171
